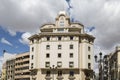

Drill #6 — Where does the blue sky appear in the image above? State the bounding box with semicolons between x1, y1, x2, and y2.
0;26;29;56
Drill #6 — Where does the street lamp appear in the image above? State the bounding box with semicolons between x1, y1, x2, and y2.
50;65;57;80
94;52;103;80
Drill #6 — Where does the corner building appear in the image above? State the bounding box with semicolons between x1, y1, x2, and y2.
29;11;95;80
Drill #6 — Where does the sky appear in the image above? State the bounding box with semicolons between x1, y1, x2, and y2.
0;0;120;72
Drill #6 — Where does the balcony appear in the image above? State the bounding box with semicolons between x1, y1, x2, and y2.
45;75;52;79
68;76;75;79
15;75;30;79
57;76;63;79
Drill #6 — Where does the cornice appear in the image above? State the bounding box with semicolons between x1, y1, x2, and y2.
41;24;55;28
28;32;95;41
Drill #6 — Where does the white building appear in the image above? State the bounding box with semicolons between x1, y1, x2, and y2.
29;11;95;80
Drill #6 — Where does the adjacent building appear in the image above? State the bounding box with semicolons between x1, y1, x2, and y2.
29;11;95;80
6;58;15;80
1;63;6;80
0;72;1;80
109;46;120;80
15;52;30;80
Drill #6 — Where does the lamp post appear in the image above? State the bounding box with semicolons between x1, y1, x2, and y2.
50;65;57;80
94;52;103;80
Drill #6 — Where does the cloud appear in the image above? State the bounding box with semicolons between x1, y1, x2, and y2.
1;38;13;46
19;32;31;45
3;52;16;62
7;29;16;36
0;52;16;71
0;0;65;33
0;0;120;53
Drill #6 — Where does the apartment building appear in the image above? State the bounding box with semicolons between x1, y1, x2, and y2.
1;63;6;80
15;52;30;80
109;46;120;80
6;58;15;80
29;11;95;80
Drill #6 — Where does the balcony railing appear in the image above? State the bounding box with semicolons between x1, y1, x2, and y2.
57;75;63;79
45;75;52;79
68;75;75;79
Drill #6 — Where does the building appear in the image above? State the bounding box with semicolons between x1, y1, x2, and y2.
1;63;6;80
0;73;1;80
6;58;15;80
102;55;109;80
29;11;95;80
109;46;120;80
15;52;30;80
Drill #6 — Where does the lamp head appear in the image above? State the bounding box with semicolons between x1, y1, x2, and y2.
94;55;97;62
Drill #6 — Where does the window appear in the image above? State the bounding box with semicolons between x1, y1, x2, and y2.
60;21;64;27
88;46;91;51
45;62;50;68
58;28;64;32
31;40;34;43
88;63;91;69
57;62;62;67
70;53;73;58
47;37;50;41
31;63;33;69
58;36;62;41
58;53;61;58
58;71;62;76
58;45;62;49
88;55;91;59
69;71;74;76
32;47;34;52
46;45;50;50
31;55;34;59
69;62;74;68
46;53;50;58
70;44;73;49
46;71;51;76
70;36;73;40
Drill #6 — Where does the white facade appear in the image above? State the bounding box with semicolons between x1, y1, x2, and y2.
29;11;95;80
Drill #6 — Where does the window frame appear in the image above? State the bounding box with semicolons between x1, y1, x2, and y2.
70;44;73;49
46;71;51;76
70;53;73;58
88;55;91;59
46;45;50;50
88;63;91;69
57;61;62;68
46;53;50;58
58;70;62;76
45;62;50;68
31;63;33;69
70;36;73;40
88;46;91;51
32;47;34;52
69;71;74;76
58;45;62;49
69;62;74;68
58;36;62;41
31;55;34;59
47;37;50;41
58;53;62;58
